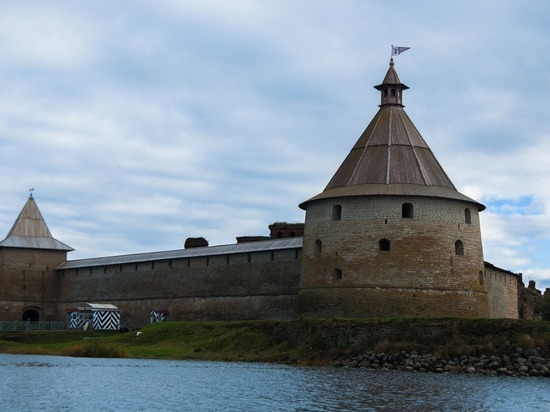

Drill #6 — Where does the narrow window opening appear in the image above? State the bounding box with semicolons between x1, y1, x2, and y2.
332;204;342;221
187;259;190;268
314;239;322;253
247;254;251;263
271;251;274;261
206;258;209;267
151;261;155;269
384;89;388;97
333;268;342;280
465;208;472;224
379;238;391;251
295;250;299;259
402;203;414;218
455;240;464;255
479;271;484;285
391;88;396;97
226;255;230;264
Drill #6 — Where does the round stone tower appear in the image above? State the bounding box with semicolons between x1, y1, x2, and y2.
297;59;489;318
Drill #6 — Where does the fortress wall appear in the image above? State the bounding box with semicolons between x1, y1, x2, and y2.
0;248;67;320
98;295;298;330
485;265;519;319
57;247;302;328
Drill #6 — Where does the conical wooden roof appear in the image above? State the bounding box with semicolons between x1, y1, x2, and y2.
300;60;484;211
0;196;73;250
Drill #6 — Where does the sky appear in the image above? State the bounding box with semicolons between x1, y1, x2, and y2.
0;1;549;289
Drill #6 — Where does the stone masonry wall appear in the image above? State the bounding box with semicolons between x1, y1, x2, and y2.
484;264;519;319
0;248;67;321
299;196;489;318
57;248;301;329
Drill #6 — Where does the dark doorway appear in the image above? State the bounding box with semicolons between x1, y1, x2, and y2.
22;308;40;322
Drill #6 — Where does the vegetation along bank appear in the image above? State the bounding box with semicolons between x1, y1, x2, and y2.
1;318;550;377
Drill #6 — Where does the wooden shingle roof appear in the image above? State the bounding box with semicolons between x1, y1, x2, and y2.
0;196;73;251
300;59;485;211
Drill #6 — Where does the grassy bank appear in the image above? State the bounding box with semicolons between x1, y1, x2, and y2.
1;318;550;365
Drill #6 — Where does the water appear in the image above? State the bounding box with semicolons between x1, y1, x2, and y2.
1;354;549;411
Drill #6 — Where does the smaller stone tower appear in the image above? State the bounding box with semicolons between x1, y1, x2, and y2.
0;196;73;321
297;59;488;319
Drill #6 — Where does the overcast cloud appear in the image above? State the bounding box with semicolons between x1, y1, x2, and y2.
1;0;550;288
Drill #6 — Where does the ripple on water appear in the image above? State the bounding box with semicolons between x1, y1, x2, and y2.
0;354;549;411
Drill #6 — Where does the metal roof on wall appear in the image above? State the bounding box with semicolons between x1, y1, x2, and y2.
58;237;303;270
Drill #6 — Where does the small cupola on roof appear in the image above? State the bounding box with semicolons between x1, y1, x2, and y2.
375;58;409;107
299;59;485;211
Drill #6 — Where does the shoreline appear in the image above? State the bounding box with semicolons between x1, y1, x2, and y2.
1;318;550;377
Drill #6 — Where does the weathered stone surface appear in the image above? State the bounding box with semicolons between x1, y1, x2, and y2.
299;196;501;319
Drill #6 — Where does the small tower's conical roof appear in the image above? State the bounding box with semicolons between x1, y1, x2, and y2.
300;59;485;211
0;196;73;251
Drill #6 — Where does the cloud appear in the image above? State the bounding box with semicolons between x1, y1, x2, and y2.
0;1;549;291
0;11;95;69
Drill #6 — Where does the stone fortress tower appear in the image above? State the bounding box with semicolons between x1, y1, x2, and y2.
298;59;489;318
0;195;73;321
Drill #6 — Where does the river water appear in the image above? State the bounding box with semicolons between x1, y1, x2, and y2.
1;354;549;411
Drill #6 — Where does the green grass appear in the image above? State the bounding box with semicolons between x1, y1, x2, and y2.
1;318;550;363
108;321;302;362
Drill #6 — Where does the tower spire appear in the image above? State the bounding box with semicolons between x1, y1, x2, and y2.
0;196;73;250
300;58;484;212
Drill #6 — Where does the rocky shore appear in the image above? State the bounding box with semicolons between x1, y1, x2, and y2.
333;347;550;377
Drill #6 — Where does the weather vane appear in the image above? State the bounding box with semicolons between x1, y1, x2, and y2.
391;44;411;58
29;188;34;197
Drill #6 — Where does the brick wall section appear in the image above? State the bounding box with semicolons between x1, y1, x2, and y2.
57;248;301;329
95;295;298;330
299;195;489;318
0;248;68;321
484;264;519;318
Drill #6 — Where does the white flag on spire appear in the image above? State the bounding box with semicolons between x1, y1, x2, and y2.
391;45;410;56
